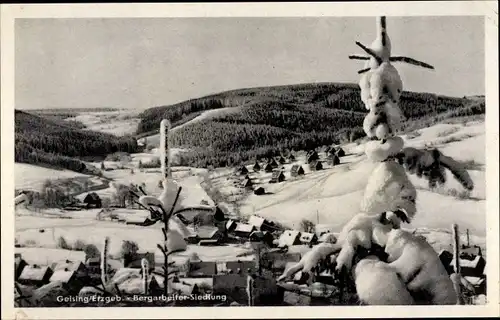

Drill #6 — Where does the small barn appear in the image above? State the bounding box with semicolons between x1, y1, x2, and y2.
239;166;249;175
187;261;218;278
242;178;254;189
310;161;323;171
335;147;346;157
249;231;274;247
15;255;28;280
49;268;84;293
264;163;274;173
233;223;256;238
196;226;224;243
253;162;261;172
268;158;279;168
226;219;238;233
253;187;265;195
290;165;305;177
224;260;258;275
306;151;319;163
288;154;296;162
278;156;287;164
18;265;54;287
327;155;340;166
83;192;102;209
452;255;486;278
269;171;286;183
277;230;302;248
248;215;274;232
300;232;318;246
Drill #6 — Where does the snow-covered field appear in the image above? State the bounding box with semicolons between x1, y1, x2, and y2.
65;109;141;136
15;163;91;192
234;121;486;238
14;118;486;273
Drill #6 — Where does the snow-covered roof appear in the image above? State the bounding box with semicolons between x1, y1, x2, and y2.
196;226;220;239
52;260;84;272
49;269;75;283
464;276;486;286
451;256;485;269
299;232;316;243
19;265;52;281
248;215;266;228
278;230;301;247
235;223;255;233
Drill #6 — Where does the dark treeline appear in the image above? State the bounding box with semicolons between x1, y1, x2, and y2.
134;82;481;168
15;110;139;173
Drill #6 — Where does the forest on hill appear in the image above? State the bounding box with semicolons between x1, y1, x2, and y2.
15;110;139;173
137;82;485;168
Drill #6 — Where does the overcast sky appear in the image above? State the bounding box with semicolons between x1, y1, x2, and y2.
15;16;484;110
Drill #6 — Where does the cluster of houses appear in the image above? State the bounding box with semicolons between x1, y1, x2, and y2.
235;146;346;196
438;244;487;296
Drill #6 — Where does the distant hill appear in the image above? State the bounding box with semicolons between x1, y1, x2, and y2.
136;82;485;168
15;110;139;173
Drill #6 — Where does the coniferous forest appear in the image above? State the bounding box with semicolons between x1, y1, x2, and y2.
15;110;139;173
136;83;484;168
15;83;484;171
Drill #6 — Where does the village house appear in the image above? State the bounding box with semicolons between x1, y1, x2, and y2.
310;161;323;171
195;226;224;244
253;187;266;195
223;260;258;275
83;192;102;209
242;178;254;189
233;223;257;238
122;252;155;272
290;165;305;177
247;215;275;232
327;154;341;166
334;146;346;157
213;273;283;306
306;151;319;164
169;276;201;295
300;232;318;246
14;254;28;281
288;154;296;162
187;261;218;278
270;170;286;183
268;158;279;168
264;163;274;173
226;219;238;233
18;264;54;287
49;267;85;294
277;230;302;248
278;156;287;164
253;162;261;172
249;231;275;247
261;250;302;275
239;166;249;175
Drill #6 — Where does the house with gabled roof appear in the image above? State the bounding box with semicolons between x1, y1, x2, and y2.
277;230;301;248
270;170;286;183
187;261;218;278
253;162;261;172
233;223;256;238
300;232;318;246
290;165;305;177
310;160;323;171
306;151;319;163
239;166;249;175
18;264;54;287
